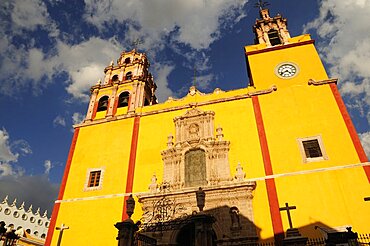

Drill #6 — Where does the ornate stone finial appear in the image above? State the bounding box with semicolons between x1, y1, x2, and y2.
1;195;8;204
234;162;246;182
125;195;135;219
189;86;197;96
10;198;17;207
149;174;158;193
196;187;206;212
36;207;40;215
216;125;224;141
43;210;48;218
110;60;114;66
19;202;25;210
167;134;174;148
96;79;101;85
27;204;33;213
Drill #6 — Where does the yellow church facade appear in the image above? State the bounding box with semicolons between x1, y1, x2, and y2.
45;8;369;246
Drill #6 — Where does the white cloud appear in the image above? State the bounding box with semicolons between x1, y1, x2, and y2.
0;128;30;177
359;131;370;159
152;64;175;101
84;0;247;50
0;163;16;177
72;112;85;125
56;38;123;100
8;0;49;30
44;160;52;175
304;0;370;149
0;129;18;163
1;1;250;101
53;115;66;127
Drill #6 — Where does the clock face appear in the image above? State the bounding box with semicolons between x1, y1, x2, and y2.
276;63;298;78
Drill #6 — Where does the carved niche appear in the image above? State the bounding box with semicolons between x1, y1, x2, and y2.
161;107;232;189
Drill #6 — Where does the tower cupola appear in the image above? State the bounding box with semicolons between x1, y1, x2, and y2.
84;49;157;122
253;7;291;47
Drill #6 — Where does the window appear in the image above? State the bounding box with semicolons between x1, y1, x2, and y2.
97;96;109;112
268;29;281;46
125;72;132;80
88;171;101;187
124;57;131;64
118;92;130;108
303;140;322;158
84;168;105;191
298;135;328;163
185;149;206;187
13;211;19;218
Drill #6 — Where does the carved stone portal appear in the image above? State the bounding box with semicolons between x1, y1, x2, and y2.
161;107;232;189
137;107;258;245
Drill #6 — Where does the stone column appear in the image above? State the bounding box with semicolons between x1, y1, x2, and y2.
114;219;139;246
191;214;215;246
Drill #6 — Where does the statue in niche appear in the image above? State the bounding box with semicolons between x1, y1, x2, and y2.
149;174;158;193
230;206;241;230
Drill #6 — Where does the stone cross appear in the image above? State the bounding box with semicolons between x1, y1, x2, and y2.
56;223;69;246
254;0;270;10
279;203;296;229
132;38;143;50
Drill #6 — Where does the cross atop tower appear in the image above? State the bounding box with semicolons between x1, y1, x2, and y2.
131;38;143;50
254;0;269;11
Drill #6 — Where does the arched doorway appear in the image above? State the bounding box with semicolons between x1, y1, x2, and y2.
176;223;195;246
176;221;217;246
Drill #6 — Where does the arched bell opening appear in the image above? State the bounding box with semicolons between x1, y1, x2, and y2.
97;96;109;112
118;92;130;108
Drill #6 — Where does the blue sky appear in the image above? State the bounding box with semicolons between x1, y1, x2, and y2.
0;0;369;214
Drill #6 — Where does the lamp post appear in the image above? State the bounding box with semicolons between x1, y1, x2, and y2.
115;195;139;246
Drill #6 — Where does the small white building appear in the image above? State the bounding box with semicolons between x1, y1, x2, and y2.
0;195;50;240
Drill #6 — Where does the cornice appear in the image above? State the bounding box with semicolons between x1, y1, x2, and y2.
246;40;315;56
76;85;278;128
308;78;338;86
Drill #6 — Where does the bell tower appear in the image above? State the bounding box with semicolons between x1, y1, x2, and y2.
85;49;157;122
253;7;291;46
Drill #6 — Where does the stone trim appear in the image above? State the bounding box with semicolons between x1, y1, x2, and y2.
83;167;105;191
308;78;338;86
246;40;314;56
297;135;329;163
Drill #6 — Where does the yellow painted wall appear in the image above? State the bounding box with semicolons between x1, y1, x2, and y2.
50;119;134;245
246;36;369;237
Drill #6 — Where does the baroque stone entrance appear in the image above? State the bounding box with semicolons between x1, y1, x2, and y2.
138;107;257;245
